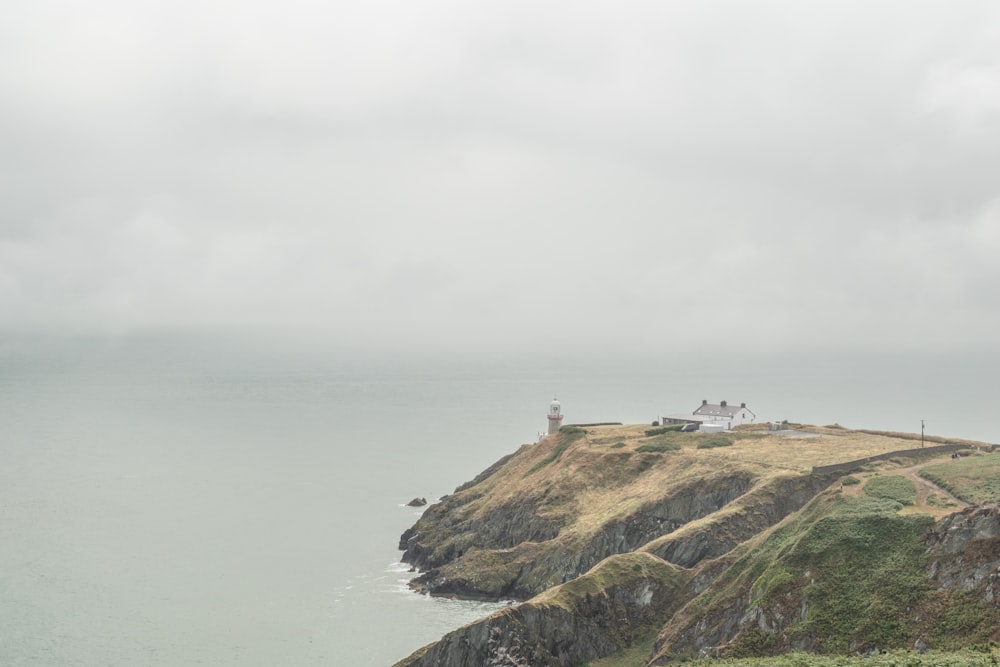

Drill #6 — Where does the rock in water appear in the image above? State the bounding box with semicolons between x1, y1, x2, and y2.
407;497;428;507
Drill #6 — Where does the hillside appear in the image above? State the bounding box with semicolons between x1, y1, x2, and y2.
393;424;1000;666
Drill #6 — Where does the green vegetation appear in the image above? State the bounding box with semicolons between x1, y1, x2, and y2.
541;553;669;606
693;648;1000;666
527;440;570;474
921;453;1000;504
583;635;656;667
570;422;624;427
610;442;627;449
927;492;959;509
666;491;980;659
638;431;686;449
636;439;681;453
645;425;684;436
863;475;917;506
532;555;694;667
634;454;660;472
769;507;929;652
590;646;1000;666
697;436;734;449
527;428;587;474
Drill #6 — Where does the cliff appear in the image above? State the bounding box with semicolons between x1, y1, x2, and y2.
649;496;1000;662
398;552;689;667
394;424;1000;666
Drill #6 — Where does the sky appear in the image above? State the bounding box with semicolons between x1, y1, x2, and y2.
3;1;1000;360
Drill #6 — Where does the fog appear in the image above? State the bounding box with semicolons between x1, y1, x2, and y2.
2;1;999;359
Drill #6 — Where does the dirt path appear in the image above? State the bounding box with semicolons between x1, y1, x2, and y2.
837;457;970;517
897;462;970;514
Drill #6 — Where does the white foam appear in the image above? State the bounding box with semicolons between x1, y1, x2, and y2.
385;561;412;574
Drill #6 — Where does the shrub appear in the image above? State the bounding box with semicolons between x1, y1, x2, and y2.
636;454;659;472
842;476;861;486
863;475;917;506
645;425;683;436
926;492;958;509
697;436;733;449
636;441;680;453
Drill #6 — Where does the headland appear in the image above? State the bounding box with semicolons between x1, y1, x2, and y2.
393;422;1000;666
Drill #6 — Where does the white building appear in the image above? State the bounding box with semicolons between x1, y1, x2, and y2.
691;400;755;430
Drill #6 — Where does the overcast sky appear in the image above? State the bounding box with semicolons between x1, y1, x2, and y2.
3;1;999;359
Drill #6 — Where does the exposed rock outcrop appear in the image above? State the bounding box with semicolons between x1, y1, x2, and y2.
649;496;1000;663
925;503;1000;604
403;469;759;599
641;472;834;567
393;553;690;667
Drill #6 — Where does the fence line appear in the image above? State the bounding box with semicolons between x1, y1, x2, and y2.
811;443;996;476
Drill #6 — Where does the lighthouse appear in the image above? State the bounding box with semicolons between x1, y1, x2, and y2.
546;398;564;435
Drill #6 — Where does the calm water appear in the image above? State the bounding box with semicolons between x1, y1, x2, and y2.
1;341;996;665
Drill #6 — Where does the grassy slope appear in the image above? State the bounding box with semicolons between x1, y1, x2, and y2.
665;648;1000;667
590;647;1000;666
920;452;1000;505
863;474;917;505
650;489;999;663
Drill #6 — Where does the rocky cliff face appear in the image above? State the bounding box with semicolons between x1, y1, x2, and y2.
398;425;838;602
403;470;761;599
392;553;690;667
649;498;1000;662
925;504;1000;604
641;473;834;567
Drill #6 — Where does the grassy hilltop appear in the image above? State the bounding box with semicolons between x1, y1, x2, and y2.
395;423;1000;667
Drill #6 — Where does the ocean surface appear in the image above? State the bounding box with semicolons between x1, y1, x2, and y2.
1;339;996;665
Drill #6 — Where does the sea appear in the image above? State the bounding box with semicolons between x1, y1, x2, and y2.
1;336;996;666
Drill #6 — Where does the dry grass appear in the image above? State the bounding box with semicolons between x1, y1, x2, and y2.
451;424;977;547
675;429;925;471
855;429;991;448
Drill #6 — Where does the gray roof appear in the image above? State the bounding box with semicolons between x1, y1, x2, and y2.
665;414;708;423
693;402;754;417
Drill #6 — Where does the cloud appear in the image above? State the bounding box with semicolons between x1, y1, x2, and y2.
2;0;999;357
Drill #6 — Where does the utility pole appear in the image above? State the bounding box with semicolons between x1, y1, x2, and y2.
921;419;925;448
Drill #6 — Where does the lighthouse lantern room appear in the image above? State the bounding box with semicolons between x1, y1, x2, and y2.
546;398;564;435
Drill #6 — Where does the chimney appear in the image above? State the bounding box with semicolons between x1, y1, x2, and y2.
740;402;746;408
702;399;707;405
721;400;727;407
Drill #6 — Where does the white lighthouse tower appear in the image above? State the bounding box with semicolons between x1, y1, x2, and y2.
546;398;564;435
